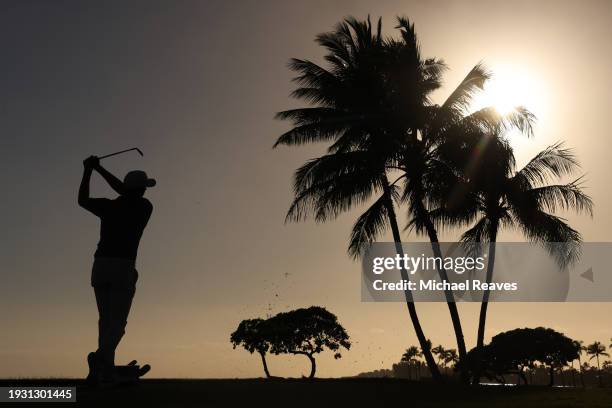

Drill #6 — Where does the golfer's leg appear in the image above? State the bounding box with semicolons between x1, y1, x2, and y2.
94;284;113;378
107;284;136;363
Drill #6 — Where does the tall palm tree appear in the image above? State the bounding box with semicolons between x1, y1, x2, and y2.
430;136;592;354
274;16;445;380
397;90;535;379
586;341;609;386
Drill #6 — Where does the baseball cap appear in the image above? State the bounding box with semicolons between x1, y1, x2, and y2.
123;170;156;190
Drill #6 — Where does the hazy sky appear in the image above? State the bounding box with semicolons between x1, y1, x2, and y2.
1;0;611;378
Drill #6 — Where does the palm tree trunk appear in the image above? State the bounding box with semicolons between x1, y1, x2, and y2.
259;351;271;378
597;355;602;387
472;218;500;385
412;197;468;383
578;356;585;387
382;179;441;381
477;218;499;349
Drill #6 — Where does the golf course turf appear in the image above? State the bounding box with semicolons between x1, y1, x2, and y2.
1;378;611;407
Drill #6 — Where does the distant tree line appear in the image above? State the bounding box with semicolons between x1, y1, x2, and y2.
394;329;612;387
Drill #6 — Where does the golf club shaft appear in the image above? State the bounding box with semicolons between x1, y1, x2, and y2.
99;148;143;160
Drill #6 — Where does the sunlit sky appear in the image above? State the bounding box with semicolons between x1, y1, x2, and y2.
1;0;611;378
471;65;547;116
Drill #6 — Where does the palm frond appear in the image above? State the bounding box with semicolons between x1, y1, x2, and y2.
315;15;384;72
313;170;383;222
501;106;536;138
285;152;383;223
285;172;381;223
292;151;373;192
514;142;580;187
440;62;491;117
286;59;341;104
524;178;593;216
273;121;349;147
348;190;394;258
460;216;490;243
511;209;582;267
410;202;480;235
395;16;420;61
422;57;448;82
461;106;536;138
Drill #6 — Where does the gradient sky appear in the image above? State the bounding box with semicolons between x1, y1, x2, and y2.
1;0;611;378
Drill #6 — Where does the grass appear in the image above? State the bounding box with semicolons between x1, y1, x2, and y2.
1;378;611;407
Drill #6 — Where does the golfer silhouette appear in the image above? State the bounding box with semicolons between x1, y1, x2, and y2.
78;155;155;384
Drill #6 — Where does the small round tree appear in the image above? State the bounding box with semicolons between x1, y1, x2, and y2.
268;306;350;378
462;327;580;385
493;327;579;386
230;318;273;378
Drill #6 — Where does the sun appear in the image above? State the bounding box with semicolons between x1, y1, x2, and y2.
469;66;545;119
481;79;523;115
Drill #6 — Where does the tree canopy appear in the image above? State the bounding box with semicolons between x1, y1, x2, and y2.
462;327;580;385
268;306;351;378
230;318;273;377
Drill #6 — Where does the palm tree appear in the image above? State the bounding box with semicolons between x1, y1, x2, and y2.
401;345;423;363
274;15;531;382
575;340;587;387
430;136;591;354
274;15;444;380
445;348;459;376
401;345;423;380
586;341;609;386
431;344;446;366
394;70;536;378
444;348;459;368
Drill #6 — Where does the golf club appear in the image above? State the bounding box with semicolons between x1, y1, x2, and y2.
99;147;144;160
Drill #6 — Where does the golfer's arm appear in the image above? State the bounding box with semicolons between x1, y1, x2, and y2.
78;167;93;207
95;164;126;195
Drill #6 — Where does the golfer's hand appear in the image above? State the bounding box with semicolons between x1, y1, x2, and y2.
83;156;100;169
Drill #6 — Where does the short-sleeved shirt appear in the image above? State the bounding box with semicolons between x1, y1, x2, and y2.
85;196;153;260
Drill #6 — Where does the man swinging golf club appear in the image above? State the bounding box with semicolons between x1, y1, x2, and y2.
78;152;155;384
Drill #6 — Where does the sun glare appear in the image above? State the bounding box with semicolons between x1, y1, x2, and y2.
470;66;545;120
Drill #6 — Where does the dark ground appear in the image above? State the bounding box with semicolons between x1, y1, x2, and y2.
1;378;611;407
